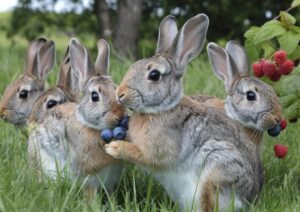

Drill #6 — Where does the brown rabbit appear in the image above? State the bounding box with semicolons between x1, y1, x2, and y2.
191;41;282;148
28;38;124;197
28;45;79;124
156;15;282;147
0;37;55;126
104;14;267;211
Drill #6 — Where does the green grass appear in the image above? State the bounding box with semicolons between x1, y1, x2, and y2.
0;35;299;212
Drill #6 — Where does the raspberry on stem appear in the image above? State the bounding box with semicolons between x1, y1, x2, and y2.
274;50;287;65
262;60;278;78
252;62;264;77
279;60;294;75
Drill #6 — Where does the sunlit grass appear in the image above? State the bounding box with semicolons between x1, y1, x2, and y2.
0;35;299;211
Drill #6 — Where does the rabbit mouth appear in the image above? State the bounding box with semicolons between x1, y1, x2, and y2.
267;123;282;137
0;110;27;126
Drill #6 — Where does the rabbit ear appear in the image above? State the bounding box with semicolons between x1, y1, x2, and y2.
32;40;56;81
69;38;95;91
207;42;239;92
56;46;70;87
25;37;48;75
95;39;110;76
168;14;209;75
156;15;178;54
225;41;250;77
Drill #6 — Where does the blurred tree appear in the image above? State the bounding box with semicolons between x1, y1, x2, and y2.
7;0;299;58
113;0;142;58
94;0;111;39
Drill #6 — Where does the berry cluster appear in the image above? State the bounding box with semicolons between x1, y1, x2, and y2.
268;119;288;159
100;116;129;143
252;50;295;81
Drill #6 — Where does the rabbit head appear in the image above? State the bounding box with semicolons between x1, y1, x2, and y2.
116;14;209;113
69;38;124;130
29;46;79;124
0;37;55;126
207;41;282;131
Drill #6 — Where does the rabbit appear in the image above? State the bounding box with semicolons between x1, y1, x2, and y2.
0;37;55;126
28;45;80;125
152;14;282;147
103;14;277;211
191;41;282;148
27;38;125;197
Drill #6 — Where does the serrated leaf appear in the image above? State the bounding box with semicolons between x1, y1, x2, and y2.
261;42;276;58
291;25;300;33
280;11;296;27
254;20;286;44
279;94;298;107
245;40;260;63
274;73;300;96
284;101;300;119
244;27;261;62
291;0;300;7
277;30;300;54
288;46;300;60
244;26;260;38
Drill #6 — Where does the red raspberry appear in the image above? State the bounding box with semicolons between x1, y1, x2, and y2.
274;50;287;65
262;60;277;78
252;62;264;77
274;144;288;159
279;60;294;75
269;70;281;81
280;119;287;130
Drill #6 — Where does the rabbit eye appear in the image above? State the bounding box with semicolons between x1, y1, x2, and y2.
19;90;28;99
46;100;57;109
246;91;256;101
148;69;161;81
91;91;99;102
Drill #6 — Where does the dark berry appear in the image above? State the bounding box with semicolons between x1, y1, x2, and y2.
267;124;281;137
113;127;127;140
101;129;113;143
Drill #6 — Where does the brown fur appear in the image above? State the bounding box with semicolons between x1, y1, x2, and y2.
53;102;121;175
201;180;215;212
191;94;264;148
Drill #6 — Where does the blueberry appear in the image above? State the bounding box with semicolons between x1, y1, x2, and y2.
118;116;129;129
113;127;127;140
101;129;113;143
267;124;281;137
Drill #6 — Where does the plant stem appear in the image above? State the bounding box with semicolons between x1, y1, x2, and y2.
273;6;295;20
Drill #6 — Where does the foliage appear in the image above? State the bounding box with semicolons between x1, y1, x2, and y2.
7;6;97;41
6;0;300;57
244;0;300;121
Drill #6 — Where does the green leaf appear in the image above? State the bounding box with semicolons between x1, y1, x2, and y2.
284;101;300;120
254;20;286;44
244;26;260;38
244;27;261;61
280;11;296;27
274;72;300;96
261;42;276;58
279;94;298;108
288;46;300;60
291;0;300;7
291;25;300;33
277;30;300;54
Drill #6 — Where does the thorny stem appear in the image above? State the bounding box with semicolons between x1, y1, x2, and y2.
273;6;295;20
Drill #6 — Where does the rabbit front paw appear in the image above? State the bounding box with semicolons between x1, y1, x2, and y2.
104;141;126;159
